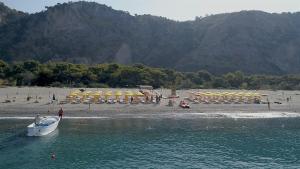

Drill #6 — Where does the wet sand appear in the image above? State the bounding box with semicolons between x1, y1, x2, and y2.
0;87;300;118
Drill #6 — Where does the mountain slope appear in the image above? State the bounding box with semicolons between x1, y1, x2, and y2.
0;2;25;25
0;1;300;75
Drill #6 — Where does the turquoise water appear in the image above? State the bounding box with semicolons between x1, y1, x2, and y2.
1;117;300;168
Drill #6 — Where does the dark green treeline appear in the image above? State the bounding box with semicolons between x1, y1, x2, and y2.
0;60;300;90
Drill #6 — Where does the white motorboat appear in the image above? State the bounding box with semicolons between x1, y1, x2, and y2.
27;115;60;136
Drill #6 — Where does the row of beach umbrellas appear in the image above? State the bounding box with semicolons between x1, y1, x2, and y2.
192;92;262;98
67;90;145;101
189;91;263;103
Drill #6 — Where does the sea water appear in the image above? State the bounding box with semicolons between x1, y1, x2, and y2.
1;117;300;169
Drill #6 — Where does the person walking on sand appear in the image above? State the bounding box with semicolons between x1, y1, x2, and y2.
58;107;64;119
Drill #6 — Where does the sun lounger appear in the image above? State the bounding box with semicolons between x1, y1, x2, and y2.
107;99;112;104
213;100;220;104
203;100;210;104
223;100;231;104
234;100;241;104
59;100;68;104
71;100;80;104
96;99;105;104
119;99;127;104
83;99;92;104
192;100;200;104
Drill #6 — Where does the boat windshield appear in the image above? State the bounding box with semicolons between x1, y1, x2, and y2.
36;117;57;126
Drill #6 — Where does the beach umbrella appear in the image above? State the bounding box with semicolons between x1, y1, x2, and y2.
68;93;78;97
134;91;144;97
104;91;112;100
91;91;102;100
114;91;123;99
124;91;134;102
69;90;80;96
86;91;93;97
133;91;144;103
93;91;102;95
125;91;134;96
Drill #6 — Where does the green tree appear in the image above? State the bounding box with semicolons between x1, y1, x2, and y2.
0;60;8;78
23;60;40;73
224;71;244;88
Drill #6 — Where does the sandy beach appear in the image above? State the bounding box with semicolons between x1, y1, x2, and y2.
0;87;300;118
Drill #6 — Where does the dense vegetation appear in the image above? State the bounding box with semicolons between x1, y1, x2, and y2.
1;2;300;74
1;60;300;90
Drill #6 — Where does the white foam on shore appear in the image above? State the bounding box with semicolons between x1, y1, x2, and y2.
63;116;111;119
0;117;35;120
187;112;300;119
0;116;110;120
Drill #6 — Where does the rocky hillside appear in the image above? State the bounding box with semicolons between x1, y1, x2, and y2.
0;1;300;75
0;2;25;25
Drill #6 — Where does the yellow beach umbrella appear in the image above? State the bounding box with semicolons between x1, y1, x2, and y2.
125;91;134;96
86;91;93;97
115;91;123;99
92;91;102;95
134;91;144;97
104;91;112;100
69;90;80;96
124;91;134;102
115;91;122;95
92;91;102;100
69;93;78;97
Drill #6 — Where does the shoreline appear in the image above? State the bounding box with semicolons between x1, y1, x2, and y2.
1;111;300;120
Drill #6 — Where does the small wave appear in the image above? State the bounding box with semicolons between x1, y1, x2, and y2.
63;116;111;119
0;117;34;120
187;112;300;119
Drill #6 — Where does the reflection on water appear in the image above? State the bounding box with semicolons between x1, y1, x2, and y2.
0;118;300;168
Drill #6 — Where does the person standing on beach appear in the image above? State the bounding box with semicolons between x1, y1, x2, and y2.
267;98;271;111
52;94;56;103
58;108;64;119
130;96;133;103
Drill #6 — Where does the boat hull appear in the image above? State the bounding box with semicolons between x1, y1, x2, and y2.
27;117;60;136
